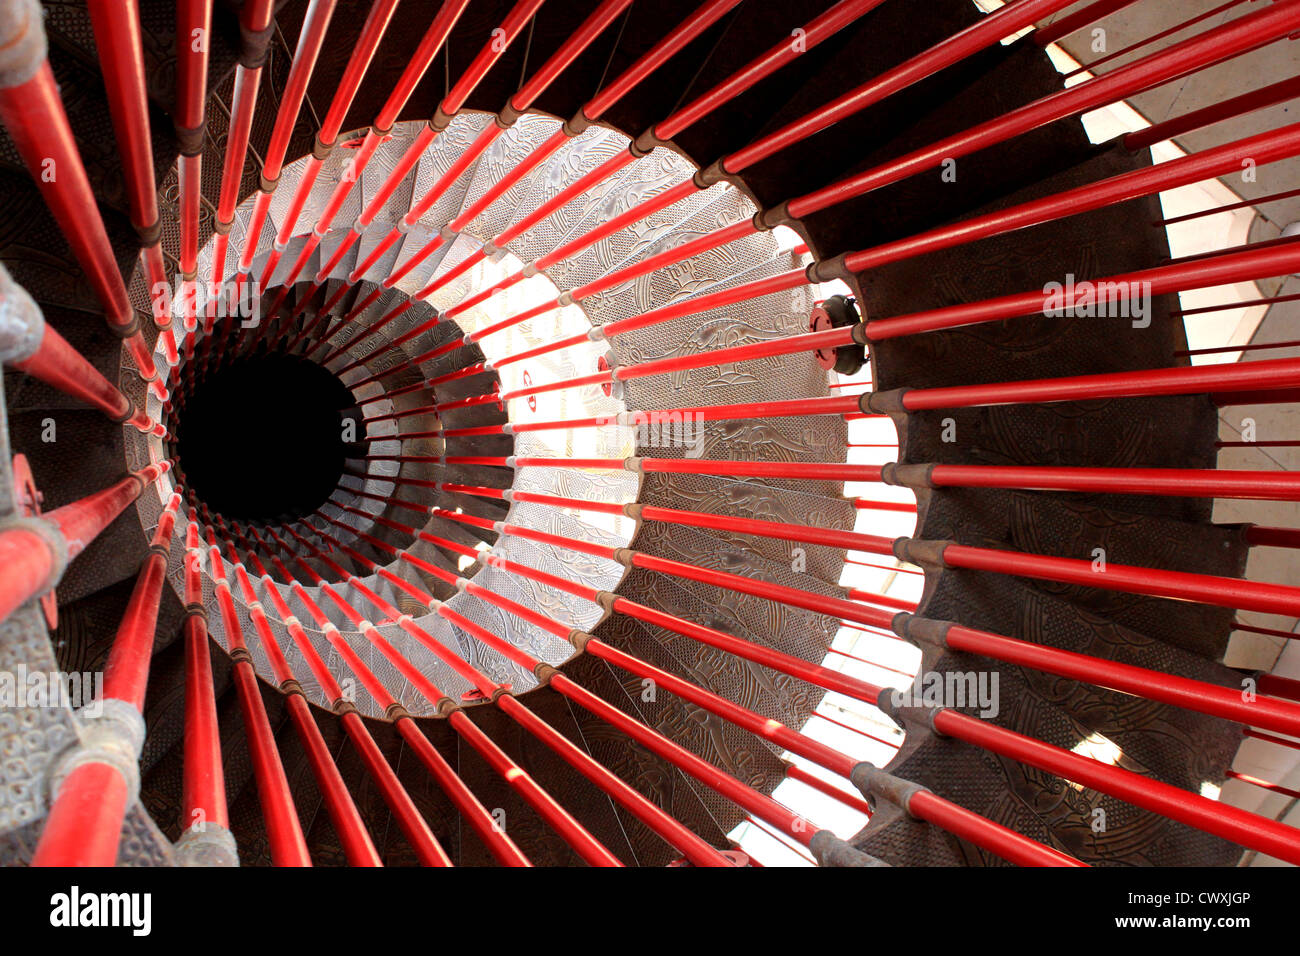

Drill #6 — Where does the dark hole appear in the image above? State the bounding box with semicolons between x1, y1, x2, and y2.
174;354;355;522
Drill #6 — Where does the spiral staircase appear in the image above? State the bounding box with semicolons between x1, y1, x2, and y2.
1;0;1299;867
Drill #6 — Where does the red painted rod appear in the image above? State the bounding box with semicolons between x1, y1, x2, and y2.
212;0;275;283
499;326;853;403
204;540;311;866
11;323;161;433
898;355;1300;410
175;0;212;282
865;237;1300;340
489;518;898;632
42;460;173;565
181;523;227;833
382;395;864;442
1126;72;1300;152
786;0;1300;220
932;707;1300;865
31;762;132;867
261;529;615;866
927;464;1300;501
217;544;384;867
0;523;58;631
942;542;1300;618
784;763;873;817
937;620;1300;739
230;659;312;866
0;61;159;386
723;0;1079;174
236;0;339;275
906;789;1084;867
85;0;171;330
102;496;181;709
846;126;1300;277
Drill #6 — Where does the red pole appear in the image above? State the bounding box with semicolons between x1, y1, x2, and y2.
1125;74;1300;151
926;463;1300;501
0;19;160;390
940;541;1300;618
204;536;311;866
101;495;182;710
785;0;1300;220
235;0;339;278
721;0;1078;175
846;128;1300;278
212;0;275;285
31;763;131;867
43;460;173;563
0;523;56;626
929;618;1300;739
930;707;1300;865
85;0;170;333
865;239;1300;340
174;0;212;303
891;355;1300;411
181;523;228;837
12;324;161;433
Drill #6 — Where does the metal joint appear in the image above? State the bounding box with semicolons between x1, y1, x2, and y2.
0;0;47;89
0;263;44;363
238;18;275;69
876;693;946;736
386;702;412;722
48;699;146;805
893;536;951;572
174;823;240;866
174;122;206;158
849;762;930;817
861;388;908;415
429;106;454;132
809;830;890;867
312;136;334;161
694;159;728;190
892;612;955;650
562;109;593;138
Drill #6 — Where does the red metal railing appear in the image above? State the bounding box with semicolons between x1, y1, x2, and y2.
9;0;1300;871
